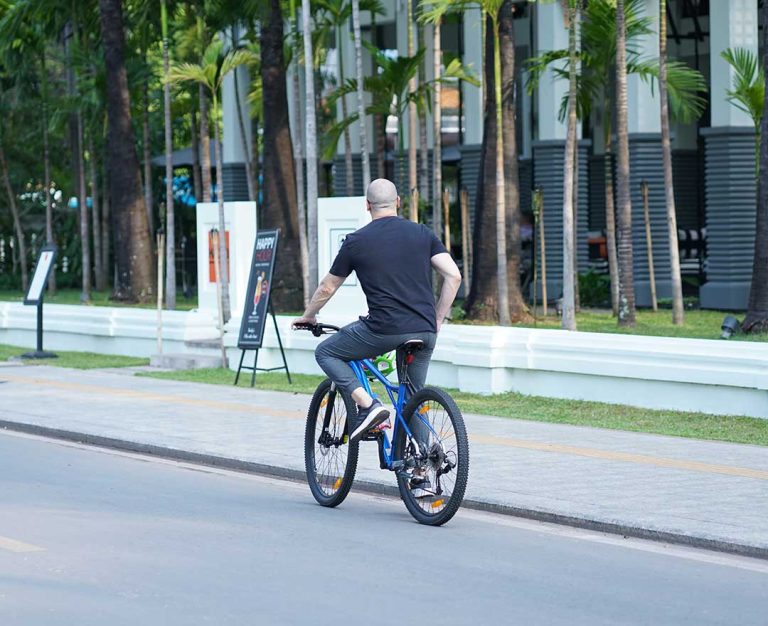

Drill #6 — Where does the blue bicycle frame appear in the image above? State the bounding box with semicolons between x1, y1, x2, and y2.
346;358;437;470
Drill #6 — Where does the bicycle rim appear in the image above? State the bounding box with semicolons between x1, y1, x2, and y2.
396;387;469;526
304;379;359;507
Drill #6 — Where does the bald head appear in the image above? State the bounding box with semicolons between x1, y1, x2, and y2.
366;178;399;214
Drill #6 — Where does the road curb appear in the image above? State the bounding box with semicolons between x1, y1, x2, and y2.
2;419;766;561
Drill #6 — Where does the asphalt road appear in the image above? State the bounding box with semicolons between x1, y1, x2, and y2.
1;431;766;626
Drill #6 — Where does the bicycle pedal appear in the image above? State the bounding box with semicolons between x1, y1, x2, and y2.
373;418;391;431
361;431;381;442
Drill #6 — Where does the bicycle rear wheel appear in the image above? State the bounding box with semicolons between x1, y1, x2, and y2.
304;379;359;507
394;386;469;526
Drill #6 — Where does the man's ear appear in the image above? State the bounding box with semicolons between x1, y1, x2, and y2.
396;196;401;209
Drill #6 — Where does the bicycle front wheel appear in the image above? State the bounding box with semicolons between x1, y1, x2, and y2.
394;386;469;526
304;379;359;507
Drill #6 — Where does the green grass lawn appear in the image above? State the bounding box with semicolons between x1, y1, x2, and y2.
140;368;768;447
0;289;198;311
453;307;767;342
0;344;149;369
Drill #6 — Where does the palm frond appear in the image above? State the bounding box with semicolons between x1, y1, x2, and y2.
722;47;765;127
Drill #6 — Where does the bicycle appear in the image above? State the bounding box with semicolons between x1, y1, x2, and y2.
294;322;469;526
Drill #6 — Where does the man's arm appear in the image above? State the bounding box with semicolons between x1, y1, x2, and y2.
431;252;462;332
292;273;346;325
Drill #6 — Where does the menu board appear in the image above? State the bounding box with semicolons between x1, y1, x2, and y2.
237;229;279;349
24;246;57;305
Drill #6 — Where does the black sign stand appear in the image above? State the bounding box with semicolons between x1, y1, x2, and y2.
22;245;58;359
234;229;291;387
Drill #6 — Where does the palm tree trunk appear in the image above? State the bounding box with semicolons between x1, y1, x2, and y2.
99;0;154;302
352;0;371;189
418;24;429;204
191;106;203;202
101;152;111;285
162;0;176;309
432;20;443;238
41;51;56;294
302;0;319;295
261;0;303;310
603;112;620;315
143;55;154;234
0;141;28;291
492;16;510;326
199;86;213;202
212;95;231;322
744;0;768;332
252;115;261;207
77;110;91;302
573;136;581;311
615;0;636;326
659;0;684;325
88;135;106;291
407;0;418;219
291;40;310;305
337;25;355;196
500;0;528;322
561;0;578;331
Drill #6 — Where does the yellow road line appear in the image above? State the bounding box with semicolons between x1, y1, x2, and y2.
470;434;768;481
2;374;304;420
0;535;45;553
5;372;767;481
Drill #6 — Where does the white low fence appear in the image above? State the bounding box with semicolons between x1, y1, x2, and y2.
2;302;767;419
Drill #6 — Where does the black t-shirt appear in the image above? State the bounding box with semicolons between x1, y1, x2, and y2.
329;216;448;334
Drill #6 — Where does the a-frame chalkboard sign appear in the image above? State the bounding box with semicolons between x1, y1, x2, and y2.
234;229;291;386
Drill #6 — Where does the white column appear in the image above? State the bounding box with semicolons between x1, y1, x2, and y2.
535;1;568;141
627;0;660;134
710;0;758;128
462;7;483;146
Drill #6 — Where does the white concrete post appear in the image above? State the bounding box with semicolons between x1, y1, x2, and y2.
627;0;661;134
462;7;484;147
535;1;569;141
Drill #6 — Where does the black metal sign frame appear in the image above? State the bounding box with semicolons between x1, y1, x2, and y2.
235;229;291;386
22;245;58;359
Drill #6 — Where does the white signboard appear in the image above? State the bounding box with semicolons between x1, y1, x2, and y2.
25;246;56;305
317;196;370;321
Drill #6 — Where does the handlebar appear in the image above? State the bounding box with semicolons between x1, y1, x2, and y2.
292;322;340;337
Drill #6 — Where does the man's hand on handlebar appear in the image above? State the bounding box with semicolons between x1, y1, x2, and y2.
291;315;317;330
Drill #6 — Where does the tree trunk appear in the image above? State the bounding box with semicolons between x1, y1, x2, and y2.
337;25;355;196
41;51;56;294
407;0;418;219
615;0;636;326
191;106;203;203
432;20;443;238
88;135;106;291
101;153;111;287
302;0;319;295
603;113;620;315
77;110;91;302
143;57;154;235
162;0;176;309
261;0;303;310
561;0;578;331
659;0;684;325
231;28;255;202
418;24;429;204
499;0;528;322
0;142;28;291
212;95;231;322
99;0;154;302
352;0;371;189
199;85;212;203
291;47;310;305
744;0;768;333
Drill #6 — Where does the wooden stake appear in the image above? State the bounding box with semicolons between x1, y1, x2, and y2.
211;229;227;368
410;187;419;223
641;181;658;311
442;188;451;254
156;231;165;355
460;188;471;293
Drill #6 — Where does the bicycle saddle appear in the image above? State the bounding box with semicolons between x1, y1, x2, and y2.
399;339;425;354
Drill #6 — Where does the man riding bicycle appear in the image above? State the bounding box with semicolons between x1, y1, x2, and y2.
292;178;462;447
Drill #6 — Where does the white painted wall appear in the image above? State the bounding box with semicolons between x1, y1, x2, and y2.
3;302;767;420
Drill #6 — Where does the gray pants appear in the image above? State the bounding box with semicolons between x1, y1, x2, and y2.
315;320;436;398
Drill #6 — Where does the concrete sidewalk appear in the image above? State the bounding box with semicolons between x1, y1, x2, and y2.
1;364;767;559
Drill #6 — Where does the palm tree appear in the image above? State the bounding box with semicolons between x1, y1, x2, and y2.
615;0;635;326
0;119;28;291
561;0;578;331
407;0;418;217
658;0;683;325
301;0;319;295
99;0;155;302
351;0;371;188
161;0;176;309
168;37;255;322
432;16;442;237
722;47;768;332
